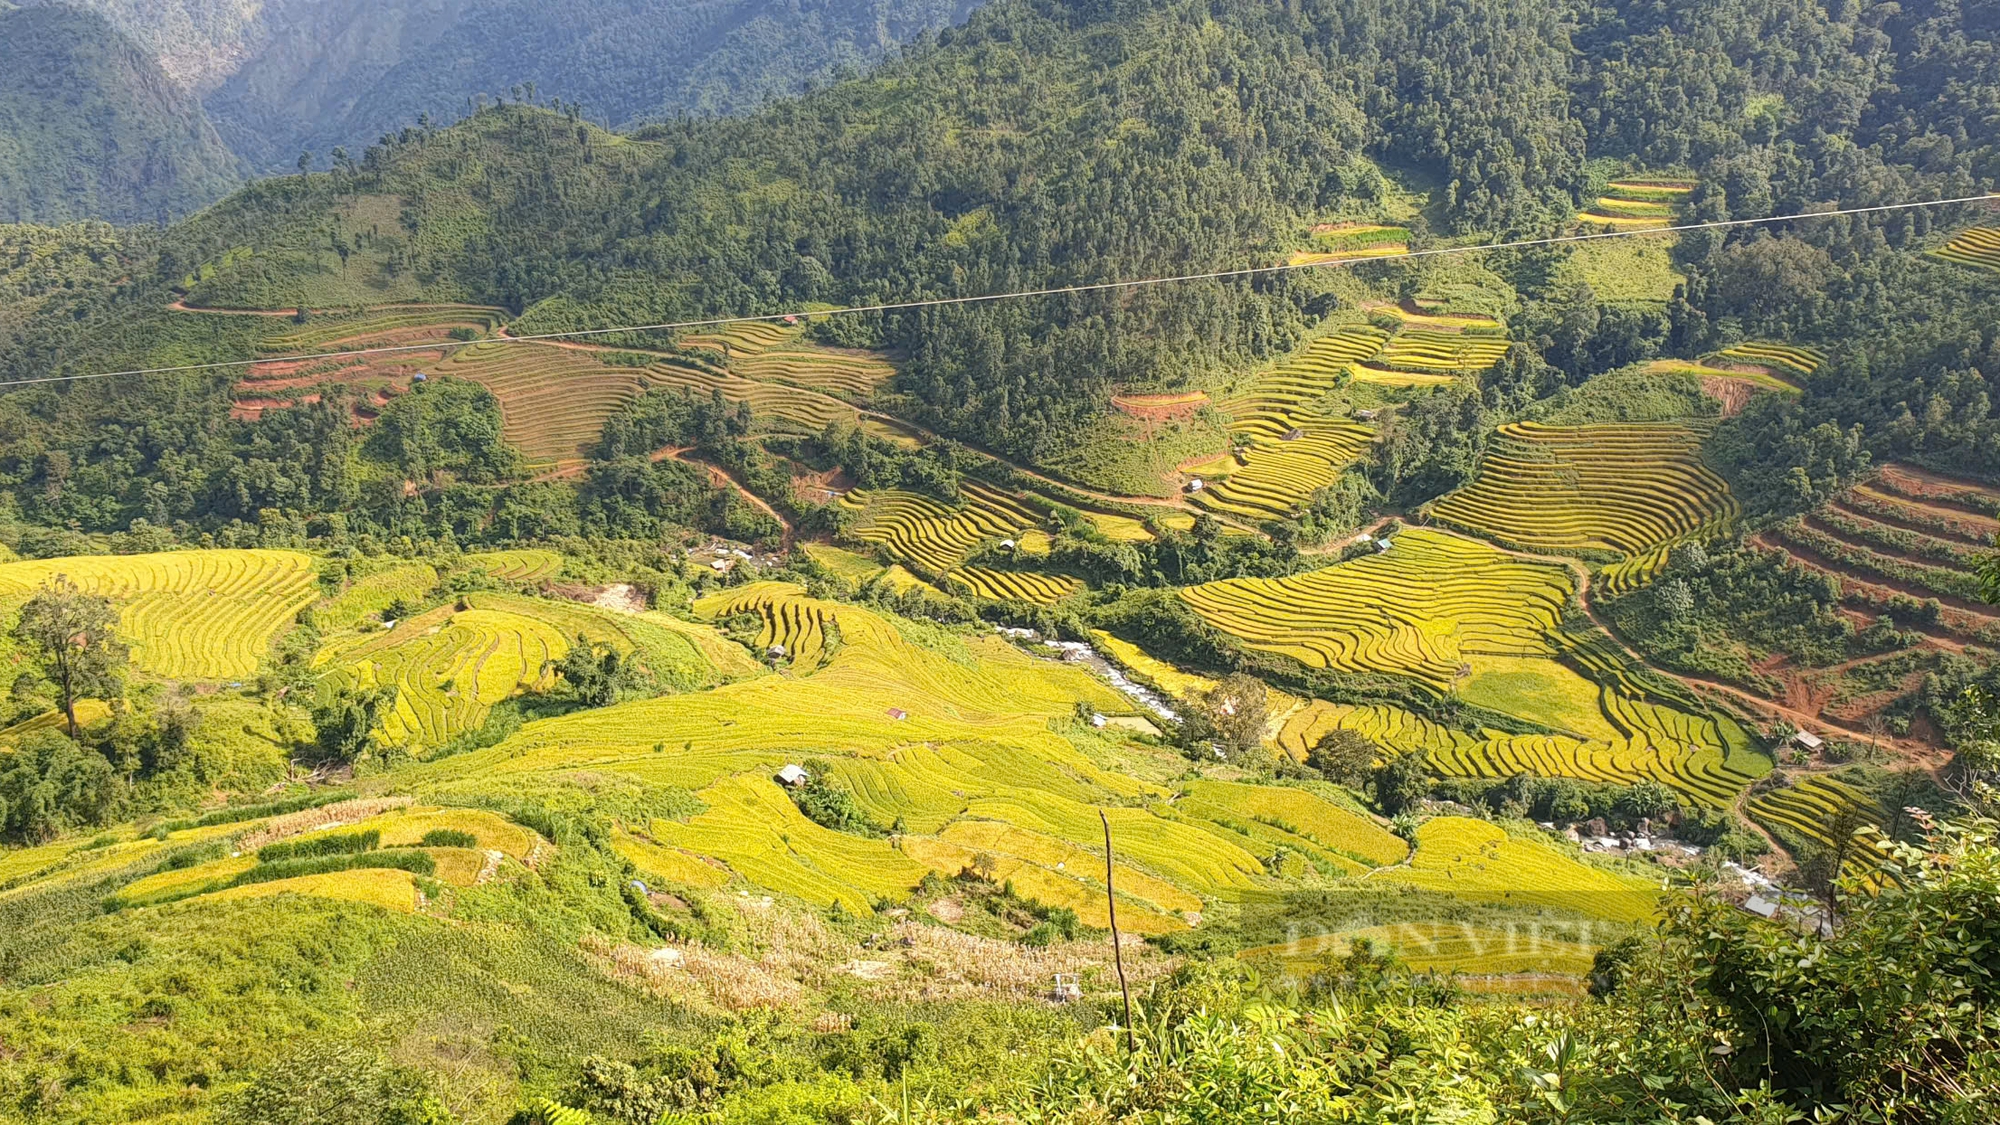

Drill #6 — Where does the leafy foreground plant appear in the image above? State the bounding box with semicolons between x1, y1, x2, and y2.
1003;818;2000;1125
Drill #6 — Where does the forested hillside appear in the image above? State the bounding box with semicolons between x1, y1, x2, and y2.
0;5;243;223
10;0;2000;471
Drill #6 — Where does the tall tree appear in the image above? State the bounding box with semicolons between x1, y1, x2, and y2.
13;575;127;738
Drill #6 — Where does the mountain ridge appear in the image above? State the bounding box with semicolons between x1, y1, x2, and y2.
0;4;245;224
13;0;983;181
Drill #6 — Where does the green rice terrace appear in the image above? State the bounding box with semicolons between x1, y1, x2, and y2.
1932;225;2000;272
1426;421;1741;595
1577;177;1694;229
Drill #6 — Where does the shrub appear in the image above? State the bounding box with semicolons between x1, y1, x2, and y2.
233;848;434;886
787;758;886;837
418;828;478;848
257;829;380;863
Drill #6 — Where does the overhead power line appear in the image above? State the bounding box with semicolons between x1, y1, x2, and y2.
8;192;1993;390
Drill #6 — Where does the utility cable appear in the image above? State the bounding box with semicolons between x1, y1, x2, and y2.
7;191;1992;390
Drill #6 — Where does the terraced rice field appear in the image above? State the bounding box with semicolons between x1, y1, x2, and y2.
1181;529;1573;692
931;821;1197;916
1846;475;2000;545
258;305;505;352
1745;774;1895;881
1425;731;1763;810
1345;363;1460;387
407;584;1456;919
1080;511;1159;542
900;821;1194;932
802;543;890;586
318;562;439;629
1365;304;1504;333
433;340;862;464
464;549;563;582
1278;699;1471;761
1290;223;1410;264
1240;550;1767;808
1745;775;1882;849
1223;327;1389;429
1112;391;1209;421
728;350;893;396
1932;226;2000;273
207;868;422;912
1577;178;1693;229
859;417;927;448
1195;327;1385;520
1282;669;1762;809
0;700;113;741
839;482;1041;578
677;320;804;356
317;589;723;748
1175;780;1408;872
614;829;732;889
1871;463;2000;516
1383;817;1662;923
1093;630;1218;700
680;320;894;397
702;585;845;673
643;358;858;430
431;342;652;464
100;804;541;911
651;772;929;916
1191;419;1375;521
1709;342;1826;381
1428;421;1738;593
0;550;318;680
1375;329;1509;374
1554;631;1767;803
963;792;1269;896
950;567;1080;604
1769;468;2000;623
316;604;570;748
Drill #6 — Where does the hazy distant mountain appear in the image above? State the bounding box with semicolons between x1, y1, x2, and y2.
21;0;982;176
0;4;244;223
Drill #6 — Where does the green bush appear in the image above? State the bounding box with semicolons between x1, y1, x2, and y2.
257;829;380;863
234;849;434;887
418;828;477;849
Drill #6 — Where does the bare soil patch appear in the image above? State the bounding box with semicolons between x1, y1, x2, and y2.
1697;375;1758;416
1112;391;1209;421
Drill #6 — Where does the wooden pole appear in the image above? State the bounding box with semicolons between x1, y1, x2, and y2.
1100;809;1136;1050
